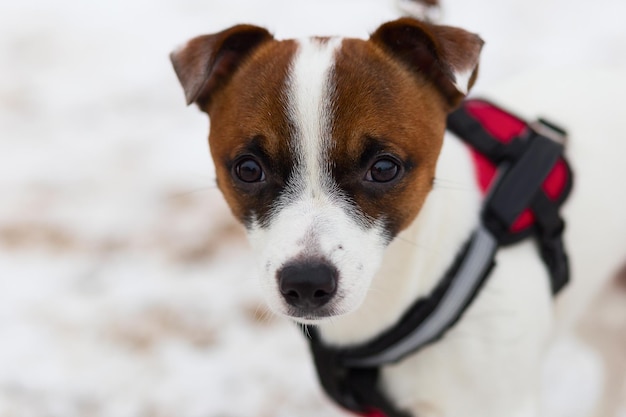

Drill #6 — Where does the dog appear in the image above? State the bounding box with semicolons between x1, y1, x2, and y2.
169;1;626;415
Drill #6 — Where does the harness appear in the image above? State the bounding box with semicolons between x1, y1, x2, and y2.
305;99;574;417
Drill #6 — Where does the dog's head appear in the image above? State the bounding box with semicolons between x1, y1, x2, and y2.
171;18;483;323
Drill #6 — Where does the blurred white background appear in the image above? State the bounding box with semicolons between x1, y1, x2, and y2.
1;0;625;416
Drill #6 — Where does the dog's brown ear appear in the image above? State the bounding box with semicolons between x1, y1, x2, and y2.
170;25;273;106
370;18;483;108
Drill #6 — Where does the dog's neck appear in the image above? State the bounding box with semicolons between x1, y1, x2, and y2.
316;131;482;347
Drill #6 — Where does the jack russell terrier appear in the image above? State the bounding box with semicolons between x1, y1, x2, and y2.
170;1;626;416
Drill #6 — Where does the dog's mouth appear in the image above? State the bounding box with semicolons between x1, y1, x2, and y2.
286;307;344;325
279;295;350;325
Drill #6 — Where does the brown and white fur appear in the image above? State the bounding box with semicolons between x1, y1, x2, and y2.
170;4;626;416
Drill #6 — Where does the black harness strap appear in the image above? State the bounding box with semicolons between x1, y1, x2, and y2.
531;192;569;293
484;133;562;232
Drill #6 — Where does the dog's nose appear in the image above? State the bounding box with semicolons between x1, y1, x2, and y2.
277;260;338;309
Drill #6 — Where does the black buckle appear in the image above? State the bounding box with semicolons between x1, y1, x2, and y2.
483;127;564;241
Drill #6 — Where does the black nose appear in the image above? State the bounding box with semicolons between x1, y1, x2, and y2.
277;260;338;310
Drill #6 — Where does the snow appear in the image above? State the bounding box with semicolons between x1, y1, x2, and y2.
1;0;625;416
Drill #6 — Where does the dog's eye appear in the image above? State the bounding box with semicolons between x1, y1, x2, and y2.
365;158;400;183
235;157;265;183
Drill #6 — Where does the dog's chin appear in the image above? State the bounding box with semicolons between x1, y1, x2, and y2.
271;295;364;325
283;307;344;325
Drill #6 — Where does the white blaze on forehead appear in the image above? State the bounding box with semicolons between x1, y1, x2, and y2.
286;37;342;196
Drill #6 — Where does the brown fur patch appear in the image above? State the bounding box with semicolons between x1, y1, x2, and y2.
370;18;483;107
329;38;448;236
203;39;298;226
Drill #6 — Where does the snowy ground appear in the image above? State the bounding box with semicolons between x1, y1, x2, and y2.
1;0;625;416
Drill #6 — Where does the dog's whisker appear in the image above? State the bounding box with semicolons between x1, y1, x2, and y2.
299;323;313;339
433;177;464;184
433;176;472;186
432;183;473;192
252;301;275;324
165;185;220;200
260;305;277;323
433;177;473;191
393;236;441;254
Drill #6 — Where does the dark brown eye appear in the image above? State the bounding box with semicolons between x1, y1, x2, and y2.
366;158;400;183
235;158;265;183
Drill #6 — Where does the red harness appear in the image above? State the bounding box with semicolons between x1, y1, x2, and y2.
463;99;572;236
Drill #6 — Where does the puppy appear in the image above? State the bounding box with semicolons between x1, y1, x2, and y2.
170;5;626;416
